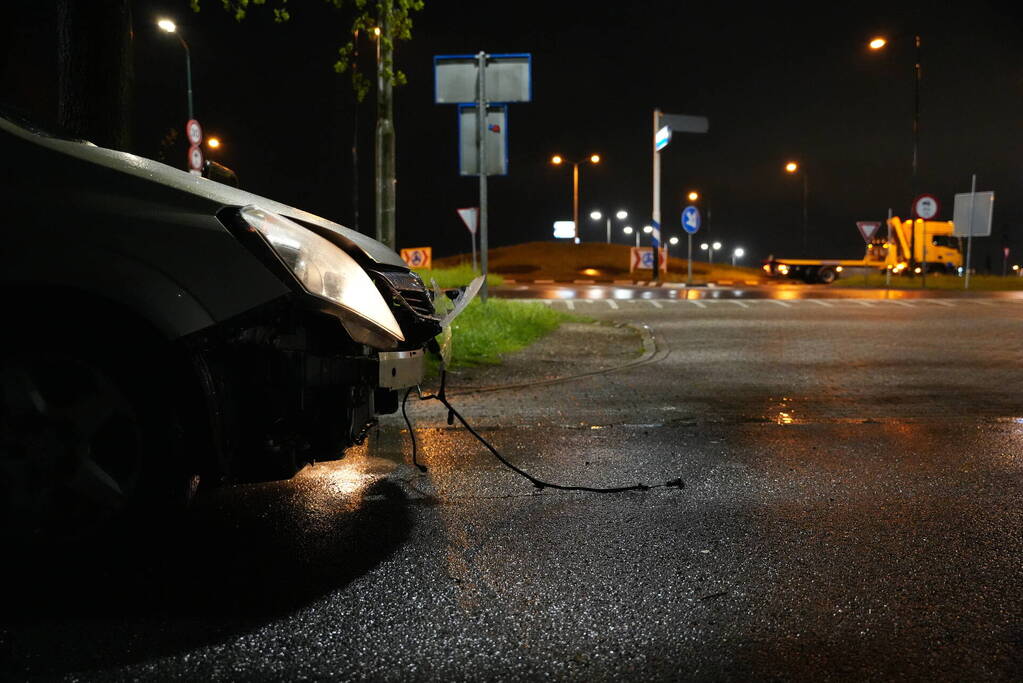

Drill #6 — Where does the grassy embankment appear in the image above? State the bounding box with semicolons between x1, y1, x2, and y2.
414;266;577;368
831;273;1023;290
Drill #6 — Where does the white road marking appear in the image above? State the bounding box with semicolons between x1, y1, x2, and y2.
689;300;707;309
606;300;619;309
649;300;663;308
565;300;575;310
853;299;875;307
729;300;750;308
769;300;792;308
930;299;955;307
887;299;914;307
809;299;833;307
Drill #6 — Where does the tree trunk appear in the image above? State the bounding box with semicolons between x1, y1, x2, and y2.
57;0;133;150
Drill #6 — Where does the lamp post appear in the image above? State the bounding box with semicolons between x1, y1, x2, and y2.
784;161;808;255
871;33;928;278
552;154;601;242
157;19;194;124
700;240;722;264
732;247;745;267
590;209;628;244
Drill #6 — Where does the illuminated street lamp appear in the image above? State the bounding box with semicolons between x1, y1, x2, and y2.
784;161;809;255
590;208;628;243
700;240;723;264
732;247;745;266
551;154;601;242
623;225;638;247
687;191;699;202
157;18;194;123
206;137;221;150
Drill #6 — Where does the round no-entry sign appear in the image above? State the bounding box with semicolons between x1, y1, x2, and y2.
913;194;940;220
186;119;203;146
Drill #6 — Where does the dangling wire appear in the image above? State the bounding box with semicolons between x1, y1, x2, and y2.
402;370;686;494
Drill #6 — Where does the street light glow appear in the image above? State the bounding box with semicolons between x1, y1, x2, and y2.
589;154;601;164
700;243;709;250
207;137;221;149
642;225;653;234
687;191;699;202
734;247;745;258
713;241;722;250
590;210;602;220
869;37;887;50
551;155;563;165
669;236;679;245
623;226;634;235
616;210;628;220
157;18;177;33
785;161;799;173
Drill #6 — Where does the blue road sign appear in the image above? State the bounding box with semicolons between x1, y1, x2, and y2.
682;206;701;234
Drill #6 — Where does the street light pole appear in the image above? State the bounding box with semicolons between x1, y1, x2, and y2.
785;161;808;255
552;154;600;242
573;161;579;244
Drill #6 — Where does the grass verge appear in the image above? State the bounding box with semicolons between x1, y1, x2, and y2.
414;264;504;289
445;299;579;368
831;273;1023;290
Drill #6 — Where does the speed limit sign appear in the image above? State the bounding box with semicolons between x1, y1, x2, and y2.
186;119;203;146
188;144;204;173
913;194;940;220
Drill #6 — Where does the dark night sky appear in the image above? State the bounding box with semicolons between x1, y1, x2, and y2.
4;1;1023;268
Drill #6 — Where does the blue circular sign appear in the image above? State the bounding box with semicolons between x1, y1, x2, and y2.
682;206;701;234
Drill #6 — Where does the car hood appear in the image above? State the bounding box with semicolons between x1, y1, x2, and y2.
0;116;406;268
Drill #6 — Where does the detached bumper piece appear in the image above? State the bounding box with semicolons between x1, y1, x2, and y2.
368;268;442;347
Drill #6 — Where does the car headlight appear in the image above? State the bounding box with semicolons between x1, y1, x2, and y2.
238;205;404;348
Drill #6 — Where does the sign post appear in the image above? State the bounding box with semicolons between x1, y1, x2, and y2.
435;53;532;304
913;193;940;287
651;110;709;284
885;209;893;289
953;175;994;290
682;205;701;286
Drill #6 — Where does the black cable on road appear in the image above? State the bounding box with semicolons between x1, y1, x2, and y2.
401;371;685;494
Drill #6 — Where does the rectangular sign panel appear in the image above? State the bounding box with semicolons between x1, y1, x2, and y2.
400;247;432;270
435;54;532;104
659;113;709;134
953;191;995;237
630;247;668;272
458;105;508;176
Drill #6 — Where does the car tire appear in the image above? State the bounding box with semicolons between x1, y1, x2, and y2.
0;326;197;539
816;267;837;284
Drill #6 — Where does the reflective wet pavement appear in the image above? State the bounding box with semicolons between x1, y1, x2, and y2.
5;295;1023;679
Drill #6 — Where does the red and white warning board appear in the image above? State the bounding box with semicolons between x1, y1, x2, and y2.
630;246;668;272
856;221;882;243
400;247;432;270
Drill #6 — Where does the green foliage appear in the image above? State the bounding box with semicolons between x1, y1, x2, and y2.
189;0;424;101
414;265;504;290
445;299;575;368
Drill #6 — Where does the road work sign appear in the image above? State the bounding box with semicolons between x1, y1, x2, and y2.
631;246;668;272
856;221;881;242
400;247;432;269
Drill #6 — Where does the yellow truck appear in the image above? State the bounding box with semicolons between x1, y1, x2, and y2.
762;217;964;283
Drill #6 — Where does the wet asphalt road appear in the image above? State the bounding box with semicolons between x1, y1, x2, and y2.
6;293;1023;680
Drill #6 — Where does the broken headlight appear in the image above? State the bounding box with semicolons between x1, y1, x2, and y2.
237;205;404;349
